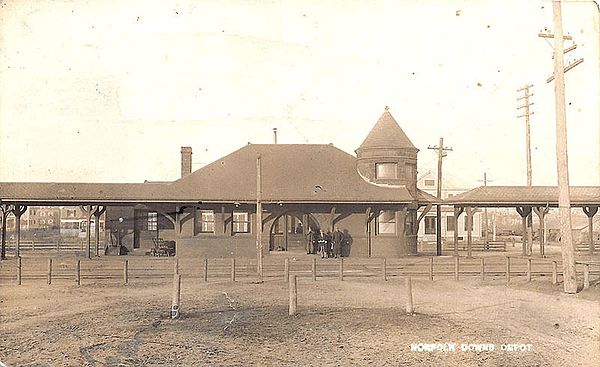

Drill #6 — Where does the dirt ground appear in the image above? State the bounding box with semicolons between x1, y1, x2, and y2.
1;275;599;367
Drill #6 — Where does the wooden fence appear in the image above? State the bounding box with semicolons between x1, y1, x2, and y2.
4;240;86;253
2;256;599;287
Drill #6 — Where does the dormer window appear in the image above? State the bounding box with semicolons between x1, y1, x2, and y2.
375;163;397;179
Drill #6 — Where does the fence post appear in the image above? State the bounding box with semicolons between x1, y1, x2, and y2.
382;258;388;281
527;258;532;282
552;261;558;284
289;274;297;316
405;277;414;315
47;258;52;285
124;259;129;284
339;258;344;281
505;257;510;285
454;257;459;281
174;258;179;275
76;259;81;286
231;258;236;282
32;241;35;251
284;258;290;282
171;274;181;319
480;258;485;280
312;258;317;281
583;264;590;289
16;256;22;285
428;257;434;281
203;258;208;282
56;240;59;252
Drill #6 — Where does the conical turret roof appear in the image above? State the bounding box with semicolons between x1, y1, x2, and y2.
357;109;417;151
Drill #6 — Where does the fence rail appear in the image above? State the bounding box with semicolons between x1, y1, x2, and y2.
2;256;599;288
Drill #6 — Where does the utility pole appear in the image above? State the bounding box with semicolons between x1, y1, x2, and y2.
478;173;493;245
428;138;452;256
517;84;534;256
539;0;578;293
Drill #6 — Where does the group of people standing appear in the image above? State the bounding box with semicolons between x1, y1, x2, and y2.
306;228;347;258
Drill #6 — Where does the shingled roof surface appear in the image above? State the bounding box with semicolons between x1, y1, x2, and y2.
170;144;416;203
446;186;600;206
0;182;170;204
357;110;417;151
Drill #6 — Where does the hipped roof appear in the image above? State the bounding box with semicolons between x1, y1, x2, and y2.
0;144;439;205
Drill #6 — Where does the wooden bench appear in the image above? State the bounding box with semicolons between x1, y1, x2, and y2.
149;238;176;257
442;241;506;252
575;243;600;253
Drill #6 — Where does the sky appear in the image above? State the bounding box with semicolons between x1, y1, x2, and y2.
0;0;598;188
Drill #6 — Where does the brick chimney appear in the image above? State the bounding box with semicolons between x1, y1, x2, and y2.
272;128;278;144
180;146;192;178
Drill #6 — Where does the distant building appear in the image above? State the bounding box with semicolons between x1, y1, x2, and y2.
416;172;482;244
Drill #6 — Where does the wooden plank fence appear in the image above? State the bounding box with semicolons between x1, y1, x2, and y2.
2;256;599;287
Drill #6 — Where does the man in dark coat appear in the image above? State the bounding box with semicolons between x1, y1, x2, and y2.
332;228;344;258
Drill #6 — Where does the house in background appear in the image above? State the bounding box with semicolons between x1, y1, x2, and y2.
416;171;482;246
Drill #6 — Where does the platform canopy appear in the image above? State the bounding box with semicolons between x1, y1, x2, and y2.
445;186;600;207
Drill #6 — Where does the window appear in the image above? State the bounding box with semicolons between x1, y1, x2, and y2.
66;209;76;218
147;212;158;231
376;210;396;235
424;216;436;234
233;212;250;233
424;179;435;187
198;210;215;233
447;216;456;231
375;163;397;179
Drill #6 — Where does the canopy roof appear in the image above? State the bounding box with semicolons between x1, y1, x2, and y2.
446;186;600;207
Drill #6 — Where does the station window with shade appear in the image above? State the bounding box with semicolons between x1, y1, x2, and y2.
376;210;396;235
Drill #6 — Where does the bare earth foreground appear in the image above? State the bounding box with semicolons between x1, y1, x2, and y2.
1;276;599;367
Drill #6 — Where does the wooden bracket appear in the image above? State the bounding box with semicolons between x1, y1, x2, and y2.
583;206;598;218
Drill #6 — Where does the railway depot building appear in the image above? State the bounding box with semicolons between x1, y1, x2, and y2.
0;110;439;258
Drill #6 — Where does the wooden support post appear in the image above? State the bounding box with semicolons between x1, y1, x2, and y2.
47;258;52;285
124;259;129;284
527;258;532;282
203;259;208;282
382;258;388;281
174;258;179;275
16;256;22;285
480;258;485;280
76;259;81;286
56;240;60;252
583;264;590;289
453;206;464;257
552;261;558;284
506;257;511;285
289;274;297;316
231;258;236;282
171;274;181;319
284;258;290;283
311;258;316;281
428;257;434;281
339;258;344;281
583;206;598;256
405;277;414;315
466;207;474;258
454;256;459;281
